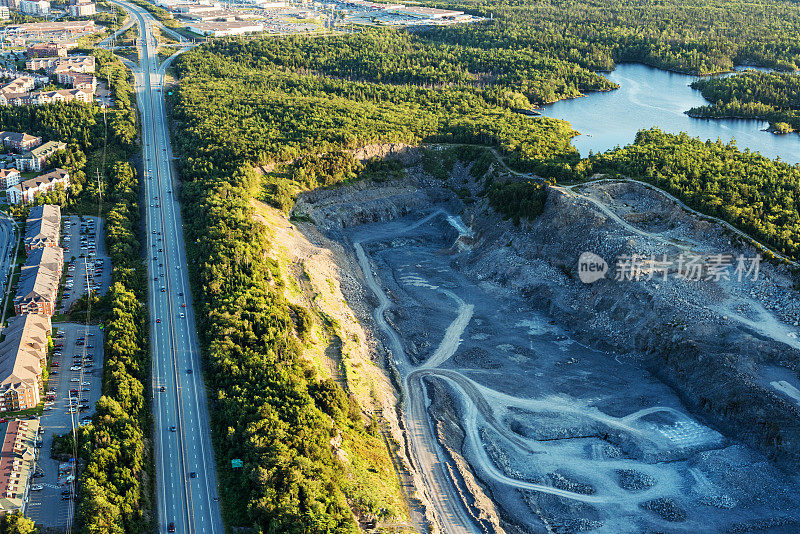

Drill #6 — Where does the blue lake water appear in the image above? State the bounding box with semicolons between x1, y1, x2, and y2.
540;63;800;164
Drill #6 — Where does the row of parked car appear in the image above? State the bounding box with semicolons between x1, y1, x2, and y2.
46;330;94;414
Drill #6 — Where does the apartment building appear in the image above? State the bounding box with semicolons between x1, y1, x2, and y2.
0;420;39;513
26;55;94;73
7;168;69;205
26;42;68;59
24;204;61;252
0;6;9;19
1;314;51;369
0;76;34;95
13;247;62;316
13;141;65;172
0;169;20;189
68;0;95;16
19;0;50;16
0;131;42;152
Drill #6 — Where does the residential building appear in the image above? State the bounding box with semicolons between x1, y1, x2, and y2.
0;92;27;106
14;141;66;172
24;88;92;105
0;76;34;95
0;169;20;189
68;0;95;16
0;6;9;19
0;420;39;512
1;314;51;369
24;204;60;252
26;55;94;73
0;131;41;152
26;42;67;59
19;0;50;16
8;168;69;204
1;0;19;11
13;247;62;316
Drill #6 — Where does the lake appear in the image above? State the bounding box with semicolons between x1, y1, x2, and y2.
540;63;800;164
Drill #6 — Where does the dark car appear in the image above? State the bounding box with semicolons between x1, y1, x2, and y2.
169;426;176;432
168;523;175;533
160;386;166;392
186;369;192;375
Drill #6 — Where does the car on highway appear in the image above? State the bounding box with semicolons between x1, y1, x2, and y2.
180;313;185;318
169;426;176;432
160;385;166;392
168;523;175;533
186;369;192;374
156;318;161;323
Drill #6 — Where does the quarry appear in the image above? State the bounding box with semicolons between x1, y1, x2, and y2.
285;147;800;534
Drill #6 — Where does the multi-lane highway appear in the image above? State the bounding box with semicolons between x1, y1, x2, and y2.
113;2;223;532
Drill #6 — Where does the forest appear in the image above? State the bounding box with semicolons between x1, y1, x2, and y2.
688;71;800;132
431;0;800;75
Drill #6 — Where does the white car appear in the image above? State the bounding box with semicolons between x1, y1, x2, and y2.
70;366;81;371
66;408;77;414
70;378;79;382
30;484;43;491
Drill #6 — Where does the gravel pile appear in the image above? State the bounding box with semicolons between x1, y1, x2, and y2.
639;497;687;522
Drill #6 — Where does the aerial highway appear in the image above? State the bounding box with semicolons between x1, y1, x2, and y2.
111;2;224;532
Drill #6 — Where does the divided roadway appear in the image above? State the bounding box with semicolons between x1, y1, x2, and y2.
117;2;224;533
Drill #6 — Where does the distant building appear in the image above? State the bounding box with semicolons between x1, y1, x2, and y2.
68;0;95;16
19;0;50;16
7;167;69;204
1;0;20;11
0;420;39;511
0;131;42;152
7;21;98;38
14;141;66;172
0;169;20;189
0;6;9;19
24;204;60;251
187;21;264;36
387;5;464;18
26;42;68;59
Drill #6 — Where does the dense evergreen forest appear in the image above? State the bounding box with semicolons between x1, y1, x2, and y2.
688;71;800;132
432;0;800;75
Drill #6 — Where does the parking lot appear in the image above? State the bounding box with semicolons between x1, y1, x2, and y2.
60;215;111;312
25;322;104;530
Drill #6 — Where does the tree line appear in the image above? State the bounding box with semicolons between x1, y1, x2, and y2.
688;71;800;132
